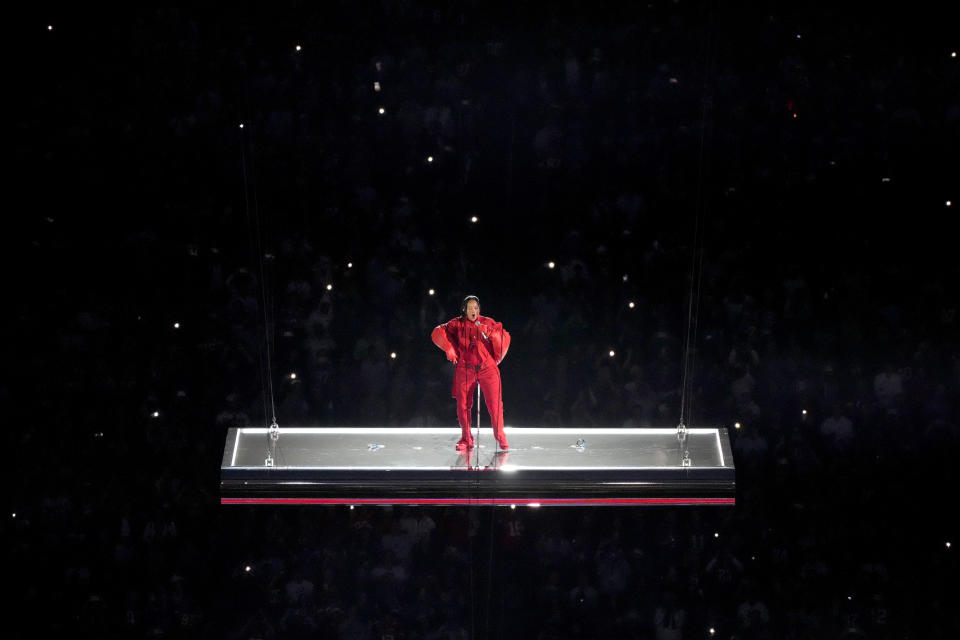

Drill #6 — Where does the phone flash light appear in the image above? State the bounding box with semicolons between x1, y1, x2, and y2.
152;411;159;418
326;284;333;291
390;352;397;359
947;542;952;548
245;566;251;573
609;350;616;357
427;156;434;162
290;373;297;380
295;45;301;51
347;262;353;268
734;422;741;429
378;107;385;114
628;302;635;308
714;532;719;538
470;216;478;223
548;261;555;269
428;289;435;295
802;409;807;415
173;322;180;329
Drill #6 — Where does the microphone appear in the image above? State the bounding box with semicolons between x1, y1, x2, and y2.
475;320;487;340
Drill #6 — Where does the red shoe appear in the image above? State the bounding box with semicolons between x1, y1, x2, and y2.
455;439;475;451
496;440;509;451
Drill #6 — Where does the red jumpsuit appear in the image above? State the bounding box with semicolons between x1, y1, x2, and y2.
431;315;511;450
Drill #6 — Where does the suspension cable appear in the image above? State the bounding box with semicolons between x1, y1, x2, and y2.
680;4;715;429
686;240;706;426
239;99;278;428
679;214;700;428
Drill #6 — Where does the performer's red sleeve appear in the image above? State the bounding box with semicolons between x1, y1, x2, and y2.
482;318;511;364
431;323;454;353
495;328;511;364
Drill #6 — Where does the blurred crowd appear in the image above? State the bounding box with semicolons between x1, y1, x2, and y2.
8;3;960;638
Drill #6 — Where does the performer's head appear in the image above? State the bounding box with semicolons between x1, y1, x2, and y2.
461;295;480;322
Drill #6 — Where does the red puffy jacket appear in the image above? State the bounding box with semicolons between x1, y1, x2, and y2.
431;315;511;367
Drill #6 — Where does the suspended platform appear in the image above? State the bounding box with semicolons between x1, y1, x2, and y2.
220;427;735;506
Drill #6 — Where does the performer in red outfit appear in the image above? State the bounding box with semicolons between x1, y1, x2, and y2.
431;296;511;451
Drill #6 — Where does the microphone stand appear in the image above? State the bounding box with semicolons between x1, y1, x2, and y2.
468;318;497;459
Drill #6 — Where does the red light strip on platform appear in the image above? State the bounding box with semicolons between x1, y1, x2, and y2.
221;497;735;506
